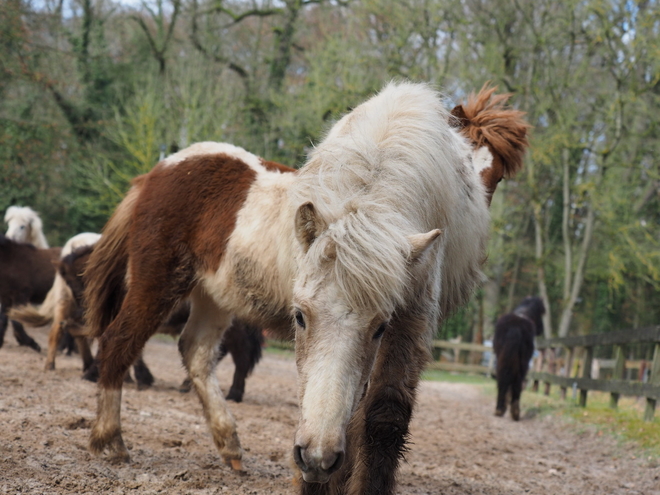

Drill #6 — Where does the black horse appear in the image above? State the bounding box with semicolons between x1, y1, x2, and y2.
493;296;545;420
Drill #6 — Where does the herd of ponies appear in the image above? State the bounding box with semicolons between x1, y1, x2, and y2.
1;81;540;494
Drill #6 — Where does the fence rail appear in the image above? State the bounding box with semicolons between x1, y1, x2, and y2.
428;340;494;375
528;325;660;421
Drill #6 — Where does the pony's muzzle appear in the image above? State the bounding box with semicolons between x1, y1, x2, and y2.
293;443;345;483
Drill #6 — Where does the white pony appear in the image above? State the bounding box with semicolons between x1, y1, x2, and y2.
4;206;49;248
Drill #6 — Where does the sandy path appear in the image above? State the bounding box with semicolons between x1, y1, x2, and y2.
1;326;658;494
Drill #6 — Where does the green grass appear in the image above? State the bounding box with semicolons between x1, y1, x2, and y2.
518;384;660;458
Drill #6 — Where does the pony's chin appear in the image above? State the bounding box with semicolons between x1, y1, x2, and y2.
301;471;332;484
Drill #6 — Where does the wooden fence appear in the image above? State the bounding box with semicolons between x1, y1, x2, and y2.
428;340;494;375
528;326;660;421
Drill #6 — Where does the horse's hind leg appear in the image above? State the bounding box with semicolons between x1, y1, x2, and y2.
45;300;68;369
495;368;510;417
133;351;155;390
178;286;243;468
11;320;41;352
90;289;172;462
0;312;8;348
510;374;524;421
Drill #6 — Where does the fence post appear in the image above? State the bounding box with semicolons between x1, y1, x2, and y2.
609;344;626;409
579;346;594;407
643;343;660;421
560;346;574;400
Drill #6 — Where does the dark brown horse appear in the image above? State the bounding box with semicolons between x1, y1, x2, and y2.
0;234;61;352
58;245;264;399
493;296;545;420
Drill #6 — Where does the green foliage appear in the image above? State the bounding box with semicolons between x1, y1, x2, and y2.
0;0;658;341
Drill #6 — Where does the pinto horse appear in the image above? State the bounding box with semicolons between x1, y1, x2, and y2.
493;296;545;420
85;82;529;494
0;234;61;352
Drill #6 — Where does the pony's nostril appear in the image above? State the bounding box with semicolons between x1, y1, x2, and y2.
323;450;345;475
293;445;308;472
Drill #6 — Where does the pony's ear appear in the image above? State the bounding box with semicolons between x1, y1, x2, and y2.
295;202;327;252
449;104;468;129
407;229;442;262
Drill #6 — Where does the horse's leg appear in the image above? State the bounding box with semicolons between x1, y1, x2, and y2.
11;320;41;352
45;300;68;369
177;286;243;468
495;364;510;417
0;312;8;348
224;324;249;403
133;351;155;390
75;337;94;371
510;375;523;421
89;289;172;462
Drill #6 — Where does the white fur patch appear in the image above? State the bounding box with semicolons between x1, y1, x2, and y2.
61;232;102;257
4;205;49;248
472;146;494;175
162;142;265;173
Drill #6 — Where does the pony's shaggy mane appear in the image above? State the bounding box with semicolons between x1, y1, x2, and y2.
456;84;530;178
293;81;488;315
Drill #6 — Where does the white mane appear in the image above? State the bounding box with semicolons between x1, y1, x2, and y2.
291;81;490;316
4;206;49;248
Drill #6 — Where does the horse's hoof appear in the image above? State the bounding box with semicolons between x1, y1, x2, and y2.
45;362;55;371
89;429;130;462
224;457;245;472
494;409;505;417
136;382;152;391
30;342;41;353
178;378;192;394
511;402;520;421
225;389;243;403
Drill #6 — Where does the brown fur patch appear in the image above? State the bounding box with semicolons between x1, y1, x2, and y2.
260;159;297;174
134;153;258;275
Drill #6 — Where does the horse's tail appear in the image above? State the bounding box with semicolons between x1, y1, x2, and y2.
8;274;65;327
451;83;531;178
83;176;145;338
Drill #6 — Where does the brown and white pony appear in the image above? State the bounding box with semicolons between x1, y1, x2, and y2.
84;82;529;494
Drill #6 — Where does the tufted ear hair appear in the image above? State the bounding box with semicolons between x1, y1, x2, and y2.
449;104;468;129
295;202;327;253
407;229;442;262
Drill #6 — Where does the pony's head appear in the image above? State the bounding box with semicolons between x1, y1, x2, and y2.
451;84;530;205
291;202;440;483
4;206;48;248
514;295;546;337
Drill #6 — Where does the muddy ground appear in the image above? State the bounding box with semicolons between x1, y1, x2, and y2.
1;325;658;494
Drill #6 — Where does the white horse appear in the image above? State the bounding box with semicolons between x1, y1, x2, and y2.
84;81;529;495
4;206;49;248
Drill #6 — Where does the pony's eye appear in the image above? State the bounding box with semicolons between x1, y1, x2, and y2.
373;322;387;340
295;310;306;329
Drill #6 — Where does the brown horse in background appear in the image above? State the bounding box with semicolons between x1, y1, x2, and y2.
0;234;61;352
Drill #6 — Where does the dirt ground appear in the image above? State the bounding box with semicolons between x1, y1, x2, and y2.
1;326;659;495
